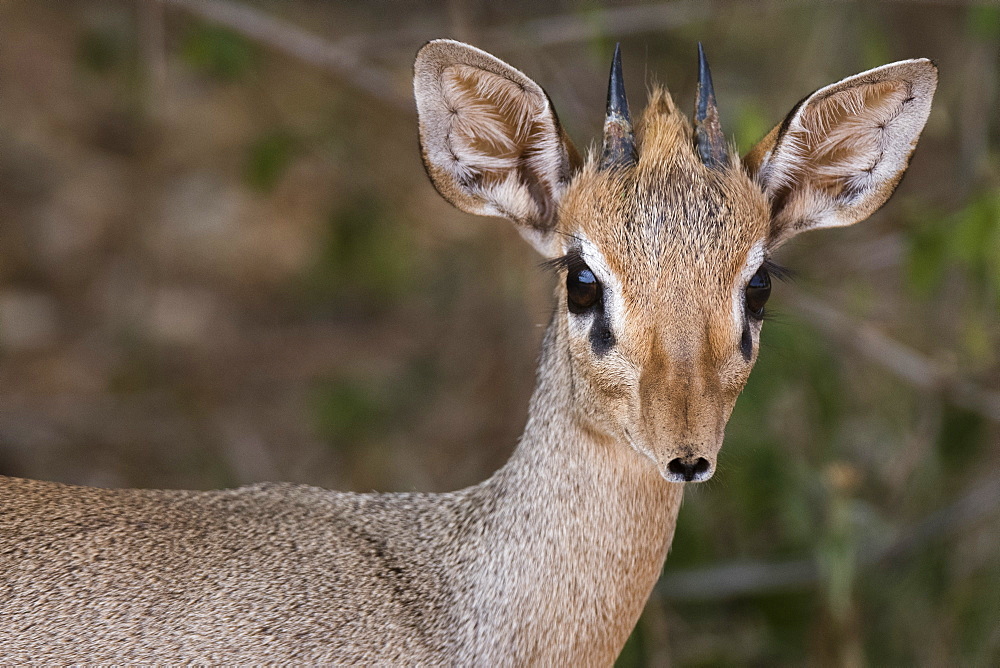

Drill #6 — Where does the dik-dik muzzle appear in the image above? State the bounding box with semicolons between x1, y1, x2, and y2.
639;346;728;483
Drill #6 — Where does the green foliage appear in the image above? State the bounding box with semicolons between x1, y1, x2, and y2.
733;100;770;155
304;195;416;306
859;19;891;71
937;405;985;475
907;187;1000;366
614;624;644;668
906;211;949;296
181;23;259;80
907;190;1000;304
951;193;1000;291
954;567;1000;664
311;376;385;448
968;4;1000;39
78;25;131;73
244;131;299;192
310;357;442;461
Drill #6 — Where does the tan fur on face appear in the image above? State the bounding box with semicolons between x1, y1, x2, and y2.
556;88;771;477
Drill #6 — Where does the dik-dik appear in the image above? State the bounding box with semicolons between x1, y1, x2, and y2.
0;40;935;663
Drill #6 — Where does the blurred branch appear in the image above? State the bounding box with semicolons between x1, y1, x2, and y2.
159;0;714;111
659;476;1000;601
479;2;710;51
158;0;711;104
786;288;1000;423
158;0;990;118
161;0;410;109
138;1;167;108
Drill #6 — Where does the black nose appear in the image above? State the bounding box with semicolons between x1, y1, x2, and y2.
667;457;711;482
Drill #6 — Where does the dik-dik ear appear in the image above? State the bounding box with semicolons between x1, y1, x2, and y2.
415;39;581;257
744;59;937;247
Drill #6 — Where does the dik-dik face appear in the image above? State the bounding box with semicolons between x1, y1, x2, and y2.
552;117;771;483
415;40;936;483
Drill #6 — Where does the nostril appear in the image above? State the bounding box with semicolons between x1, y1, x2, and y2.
692;457;710;476
667;457;712;482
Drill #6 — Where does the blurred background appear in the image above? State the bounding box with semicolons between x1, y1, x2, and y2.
0;0;997;664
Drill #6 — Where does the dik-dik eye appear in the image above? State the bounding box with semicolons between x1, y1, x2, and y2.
567;263;602;314
745;266;771;319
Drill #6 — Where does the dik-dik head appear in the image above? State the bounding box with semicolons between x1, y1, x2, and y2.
414;40;936;483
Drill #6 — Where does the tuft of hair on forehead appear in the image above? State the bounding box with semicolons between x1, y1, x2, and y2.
578;85;744;184
633;86;742;175
635;86;689;166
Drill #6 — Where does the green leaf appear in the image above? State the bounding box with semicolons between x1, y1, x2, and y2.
311;377;385;448
734;100;771;155
245;131;298;192
181;24;259;81
968;5;1000;40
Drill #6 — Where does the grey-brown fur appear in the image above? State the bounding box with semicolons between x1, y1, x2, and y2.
0;40;935;663
2;326;680;664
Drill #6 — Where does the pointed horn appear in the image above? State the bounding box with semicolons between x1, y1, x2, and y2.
694;43;729;169
599;44;637;170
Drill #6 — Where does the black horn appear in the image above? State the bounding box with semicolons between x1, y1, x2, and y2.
599;44;637;170
694;43;729;169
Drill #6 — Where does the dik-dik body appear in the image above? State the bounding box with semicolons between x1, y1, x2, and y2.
0;41;935;663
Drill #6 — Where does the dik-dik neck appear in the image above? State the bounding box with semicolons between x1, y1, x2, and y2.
452;318;684;664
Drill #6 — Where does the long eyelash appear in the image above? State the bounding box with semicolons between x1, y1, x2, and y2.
541;248;584;273
539;222;589;273
540;254;570;273
764;259;793;282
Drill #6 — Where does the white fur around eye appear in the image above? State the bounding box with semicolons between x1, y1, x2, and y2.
571;235;625;332
732;239;767;337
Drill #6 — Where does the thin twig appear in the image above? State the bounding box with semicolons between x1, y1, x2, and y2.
161;0;410;109
479;2;710;51
785;288;1000;423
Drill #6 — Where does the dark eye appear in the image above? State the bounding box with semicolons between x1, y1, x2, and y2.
567;263;602;314
745;266;771;319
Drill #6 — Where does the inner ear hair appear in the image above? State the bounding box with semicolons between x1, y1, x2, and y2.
745;59;937;246
414;40;580;256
